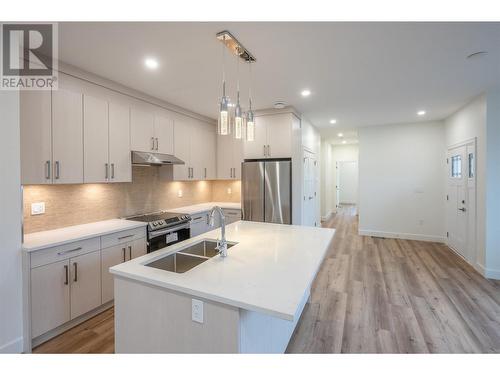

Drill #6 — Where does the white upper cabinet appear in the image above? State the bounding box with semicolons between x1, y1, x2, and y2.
243;113;293;160
173;121;216;181
130;107;155;152
109;103;131;183
154;115;174;155
243;116;268;159
52;89;84;184
216;135;243;180
84;95;109;183
20;90;52;185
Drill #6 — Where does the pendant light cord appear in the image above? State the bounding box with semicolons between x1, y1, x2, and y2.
222;36;226;97
248;60;252;110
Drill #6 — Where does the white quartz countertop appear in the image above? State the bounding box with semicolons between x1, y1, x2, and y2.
110;221;335;321
166;202;241;215
23;219;147;252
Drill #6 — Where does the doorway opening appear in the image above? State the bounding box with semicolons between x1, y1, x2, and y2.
446;139;476;265
336;160;358;210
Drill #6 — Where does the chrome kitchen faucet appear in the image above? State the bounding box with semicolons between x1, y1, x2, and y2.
209;206;228;257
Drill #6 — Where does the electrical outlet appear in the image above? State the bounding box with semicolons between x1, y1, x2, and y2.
227;188;232;195
177;190;183;198
192;299;204;323
31;202;45;215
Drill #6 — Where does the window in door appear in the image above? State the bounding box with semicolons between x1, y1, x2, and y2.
468;153;475;178
451;155;462;178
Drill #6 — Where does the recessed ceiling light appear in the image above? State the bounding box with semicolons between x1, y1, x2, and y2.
301;89;311;97
417;110;426;116
342;140;347;144
337;133;343;137
144;58;159;70
330;119;337;124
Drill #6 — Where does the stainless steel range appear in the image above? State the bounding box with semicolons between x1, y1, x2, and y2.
126;211;191;252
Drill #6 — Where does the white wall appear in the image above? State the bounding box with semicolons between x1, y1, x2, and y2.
0;91;23;352
358;122;446;242
485;89;500;279
444;95;487;270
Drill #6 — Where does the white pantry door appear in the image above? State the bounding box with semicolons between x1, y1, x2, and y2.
338;161;358;204
447;145;468;259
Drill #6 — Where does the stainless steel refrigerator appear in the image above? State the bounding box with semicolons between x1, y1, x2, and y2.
242;160;292;224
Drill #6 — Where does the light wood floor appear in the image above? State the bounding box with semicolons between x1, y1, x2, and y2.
34;206;500;353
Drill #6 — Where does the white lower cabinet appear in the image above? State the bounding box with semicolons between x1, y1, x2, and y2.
69;251;102;319
28;227;147;344
223;209;242;224
30;260;70;338
190;212;211;237
101;237;147;304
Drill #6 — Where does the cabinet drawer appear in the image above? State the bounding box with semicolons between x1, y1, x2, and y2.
100;227;146;249
30;237;100;269
223;209;241;223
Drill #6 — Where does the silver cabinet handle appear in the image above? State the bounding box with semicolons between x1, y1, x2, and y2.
151;137;155;150
57;246;82;256
263;145;267;157
105;163;109;180
64;265;69;285
73;262;78;283
45;160;51;180
156;138;159;151
111;163;115;179
118;234;134;240
128;245;132;260
55;161;60;179
122;248;126;262
459;207;466;212
204;167;207;179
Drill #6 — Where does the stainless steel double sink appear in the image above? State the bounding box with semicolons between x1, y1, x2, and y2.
145;240;237;274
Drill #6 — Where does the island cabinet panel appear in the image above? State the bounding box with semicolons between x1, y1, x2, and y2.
30;260;71;338
69;251;102;319
114;277;240;353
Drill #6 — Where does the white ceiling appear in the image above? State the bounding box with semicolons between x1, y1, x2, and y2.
59;22;500;132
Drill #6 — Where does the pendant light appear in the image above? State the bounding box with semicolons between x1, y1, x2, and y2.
234;56;243;139
218;35;230;136
246;60;255;142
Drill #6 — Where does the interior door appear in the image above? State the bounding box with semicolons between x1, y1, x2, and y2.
242;162;265;222
447;146;467;258
130;107;154;153
52;88;84;184
83;95;109;183
154;114;174;155
338;161;358;204
264;161;291;224
70;251;101;319
109;102;132;183
303;152;316;226
20;90;52;184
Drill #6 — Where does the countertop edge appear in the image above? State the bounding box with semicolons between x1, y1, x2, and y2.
23;220;148;253
110;269;296;321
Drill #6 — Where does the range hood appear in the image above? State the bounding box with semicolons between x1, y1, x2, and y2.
131;151;185;166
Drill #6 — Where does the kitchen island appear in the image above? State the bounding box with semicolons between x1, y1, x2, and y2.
110;221;335;353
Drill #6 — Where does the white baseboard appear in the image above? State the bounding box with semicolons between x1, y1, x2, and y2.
0;336;23;353
476;262;500;280
358;229;447;243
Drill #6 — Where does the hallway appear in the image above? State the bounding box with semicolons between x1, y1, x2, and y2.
286;206;500;353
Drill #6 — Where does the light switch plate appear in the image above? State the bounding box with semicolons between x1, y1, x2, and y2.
31;202;45;215
192;299;204;323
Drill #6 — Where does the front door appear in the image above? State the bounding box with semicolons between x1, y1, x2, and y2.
447;145;468;258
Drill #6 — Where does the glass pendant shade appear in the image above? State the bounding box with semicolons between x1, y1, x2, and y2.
218;94;229;135
246;110;255;142
234;102;243;139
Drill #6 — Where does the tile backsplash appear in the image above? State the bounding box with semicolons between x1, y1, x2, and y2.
23;167;241;234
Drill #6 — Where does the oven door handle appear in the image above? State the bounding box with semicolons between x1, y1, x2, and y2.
149;223;191;239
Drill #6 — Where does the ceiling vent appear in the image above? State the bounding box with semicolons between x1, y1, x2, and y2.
274;101;286;109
